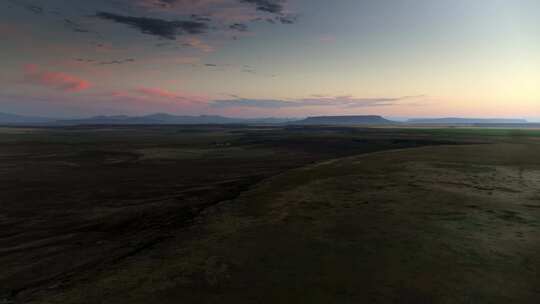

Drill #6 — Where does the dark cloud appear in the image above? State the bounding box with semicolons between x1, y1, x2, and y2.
190;14;212;22
263;15;296;24
74;58;136;65
212;95;424;108
148;0;287;15
8;0;43;14
201;63;277;77
75;58;95;63
95;12;209;40
278;15;297;24
140;0;287;15
9;0;296;44
239;0;284;14
202;63;260;74
99;58;136;65
229;23;248;32
25;4;42;13
149;0;177;8
64;18;91;33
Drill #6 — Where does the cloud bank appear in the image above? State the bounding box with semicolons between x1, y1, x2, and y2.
95;0;295;40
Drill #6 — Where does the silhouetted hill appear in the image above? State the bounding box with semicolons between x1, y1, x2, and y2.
294;115;394;125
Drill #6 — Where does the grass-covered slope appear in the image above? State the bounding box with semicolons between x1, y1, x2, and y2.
45;142;540;303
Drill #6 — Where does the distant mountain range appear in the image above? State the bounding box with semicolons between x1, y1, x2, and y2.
0;112;532;126
0;112;295;125
407;118;528;124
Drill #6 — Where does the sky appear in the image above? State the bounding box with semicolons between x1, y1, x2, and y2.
1;0;539;119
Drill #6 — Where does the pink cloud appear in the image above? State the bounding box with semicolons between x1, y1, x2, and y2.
137;87;180;99
182;37;215;53
135;87;211;103
23;64;91;92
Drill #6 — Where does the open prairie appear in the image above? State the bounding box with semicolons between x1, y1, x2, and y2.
4;0;539;302
1;126;539;303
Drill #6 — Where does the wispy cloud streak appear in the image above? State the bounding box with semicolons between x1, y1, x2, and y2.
212;95;425;108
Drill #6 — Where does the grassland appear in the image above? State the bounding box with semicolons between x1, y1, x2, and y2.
1;125;539;303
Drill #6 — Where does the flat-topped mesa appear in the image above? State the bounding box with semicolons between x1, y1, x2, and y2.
295;115;394;125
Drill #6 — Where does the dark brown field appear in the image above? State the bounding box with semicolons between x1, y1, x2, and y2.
1;126;539;303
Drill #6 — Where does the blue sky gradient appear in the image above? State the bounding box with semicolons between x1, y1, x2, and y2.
1;0;538;118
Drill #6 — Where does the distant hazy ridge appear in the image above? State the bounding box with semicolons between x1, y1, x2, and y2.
0;112;533;126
